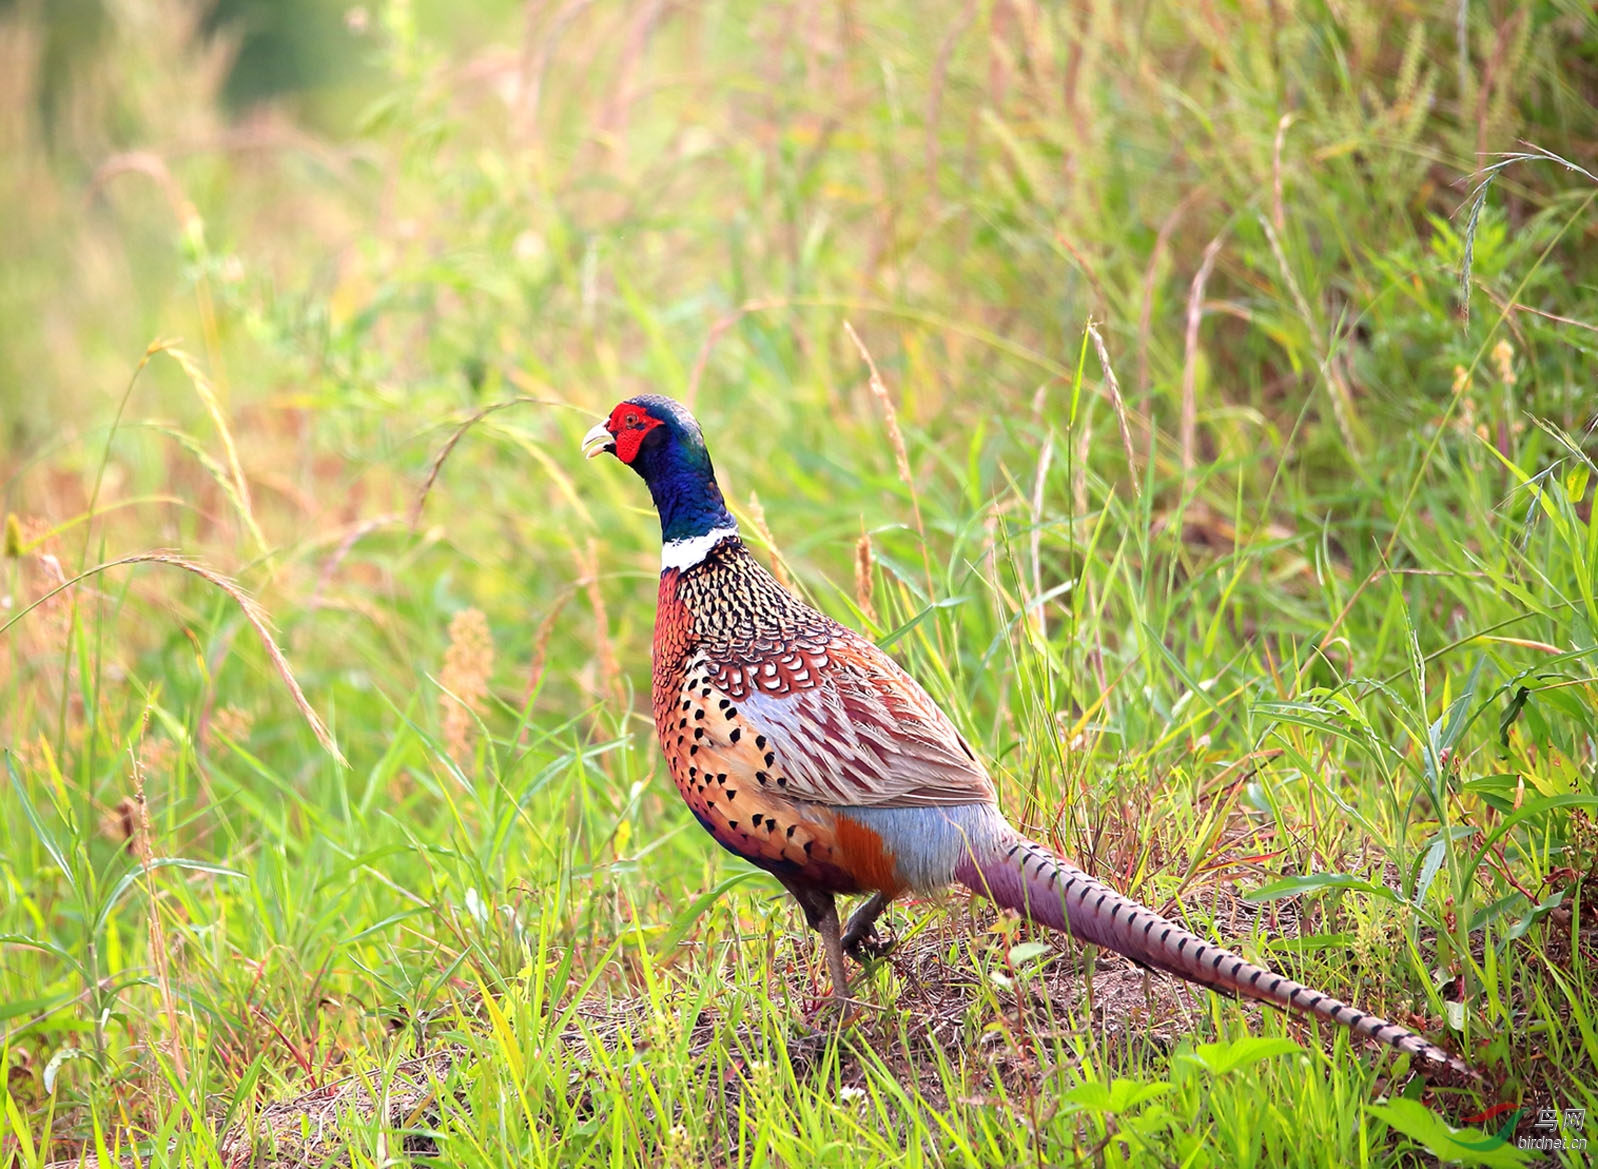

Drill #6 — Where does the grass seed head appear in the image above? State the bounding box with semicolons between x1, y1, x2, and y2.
854;528;878;625
1492;338;1517;387
745;491;792;591
210;705;255;744
440;607;495;762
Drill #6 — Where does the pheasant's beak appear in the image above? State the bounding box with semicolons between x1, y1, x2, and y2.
581;420;616;460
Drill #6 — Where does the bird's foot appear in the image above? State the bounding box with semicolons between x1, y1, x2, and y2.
842;923;896;964
783;1021;833;1071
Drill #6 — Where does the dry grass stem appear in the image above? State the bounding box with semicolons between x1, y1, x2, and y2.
163;347;261;552
744;491;793;591
843;321;937;607
844;323;913;498
1086;319;1141;500
1138;186;1206;404
1272;113;1294;232
520;588;575;742
685;297;784;408
0;552;346;766
1494;297;1598;335
130;734;187;1084
307;513;403;612
598;0;666;155
925;2;980;189
515;0;602;141
411;397;555;527
575;539;623;709
1180;231;1226;476
87;152;201;234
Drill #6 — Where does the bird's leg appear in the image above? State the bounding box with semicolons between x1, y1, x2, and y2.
815;901;851;1002
841;892;895;961
778;879;850;1000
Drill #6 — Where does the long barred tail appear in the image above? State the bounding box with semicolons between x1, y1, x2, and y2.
954;834;1474;1076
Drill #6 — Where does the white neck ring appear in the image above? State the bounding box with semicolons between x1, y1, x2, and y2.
661;526;739;572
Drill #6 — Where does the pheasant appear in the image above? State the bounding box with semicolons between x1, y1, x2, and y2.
582;393;1470;1075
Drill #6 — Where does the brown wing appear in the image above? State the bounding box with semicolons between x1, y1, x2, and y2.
678;628;995;809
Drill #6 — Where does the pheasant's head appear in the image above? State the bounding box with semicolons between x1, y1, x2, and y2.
582;395;737;558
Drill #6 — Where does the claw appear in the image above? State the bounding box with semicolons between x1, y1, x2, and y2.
785;1029;826;1066
842;924;896;963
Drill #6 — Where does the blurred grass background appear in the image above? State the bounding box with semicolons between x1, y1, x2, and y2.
1;0;1596;1165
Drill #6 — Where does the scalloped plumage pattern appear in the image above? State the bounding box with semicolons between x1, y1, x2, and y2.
619;430;1473;1077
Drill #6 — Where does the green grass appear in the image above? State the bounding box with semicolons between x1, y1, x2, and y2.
2;0;1597;1165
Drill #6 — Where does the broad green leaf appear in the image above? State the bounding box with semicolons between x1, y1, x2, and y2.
1007;941;1051;967
1367;1099;1533;1167
1064;1077;1170;1113
1180;1035;1302;1075
1565;460;1590;503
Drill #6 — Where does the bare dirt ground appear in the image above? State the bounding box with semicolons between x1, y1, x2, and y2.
43;888;1527;1169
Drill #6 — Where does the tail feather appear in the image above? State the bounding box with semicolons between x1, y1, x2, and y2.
956;834;1474;1076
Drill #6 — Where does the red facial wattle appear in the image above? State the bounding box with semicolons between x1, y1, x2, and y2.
577;391;1475;1077
608;403;663;464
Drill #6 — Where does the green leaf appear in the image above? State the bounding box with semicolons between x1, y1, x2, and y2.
1460;773;1525;811
1478;437;1570;539
0;990;74;1024
1413;838;1447;908
1503;892;1565;944
43;1045;98;1095
1468;795;1598;876
1426;656;1483;784
346;909;430;944
1245;873;1401;904
1253;700;1387;759
1179;1035;1302;1075
1142;623;1224;717
1564;460;1590;503
1063;1077;1170;1113
877;596;969;650
1498;686;1532;749
91;859;245;937
652;871;760;956
8;754;73;889
4;1095;39;1164
1366;1099;1534;1167
0;934;80;972
1007;941;1051;967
